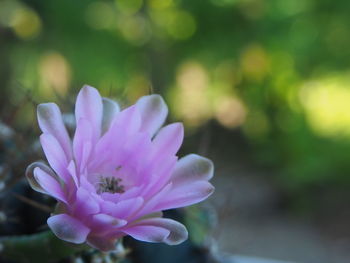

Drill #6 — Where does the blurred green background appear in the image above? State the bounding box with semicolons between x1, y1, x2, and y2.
1;0;350;261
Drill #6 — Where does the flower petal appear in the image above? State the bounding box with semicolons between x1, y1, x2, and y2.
90;214;127;236
73;118;93;172
33;167;67;203
92;106;141;168
151;123;184;158
67;160;79;187
115;185;144;200
75;85;103;141
124;218;188;245
37;103;72;160
80;175;96;193
90;213;128;239
101;197;144;220
40;134;70;184
47;214;90;244
25;161;57;194
139;183;172;215
154;181;214;211
171;154;214;186
136;94;168;136
124;225;169;243
113;105;141;135
101;97;120;135
143;156;177;198
74;187;99;218
92;213;127;228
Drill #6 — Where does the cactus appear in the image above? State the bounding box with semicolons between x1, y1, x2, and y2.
0;230;87;263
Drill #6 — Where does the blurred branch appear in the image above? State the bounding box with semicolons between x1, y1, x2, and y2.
12;193;51;213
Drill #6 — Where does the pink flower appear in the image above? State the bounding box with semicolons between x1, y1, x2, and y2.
26;86;214;251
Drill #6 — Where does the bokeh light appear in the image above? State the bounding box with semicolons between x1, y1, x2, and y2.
0;1;41;40
171;61;212;127
300;74;350;138
240;44;269;83
38;52;71;96
214;96;246;128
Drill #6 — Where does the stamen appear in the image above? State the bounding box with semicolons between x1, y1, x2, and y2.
97;176;125;194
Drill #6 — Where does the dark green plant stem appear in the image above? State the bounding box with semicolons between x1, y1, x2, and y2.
0;230;88;263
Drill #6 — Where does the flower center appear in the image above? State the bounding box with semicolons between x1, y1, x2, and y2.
97;176;125;194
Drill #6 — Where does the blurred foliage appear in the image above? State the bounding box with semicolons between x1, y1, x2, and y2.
1;0;350;200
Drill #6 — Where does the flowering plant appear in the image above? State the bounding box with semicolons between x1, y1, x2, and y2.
26;86;214;251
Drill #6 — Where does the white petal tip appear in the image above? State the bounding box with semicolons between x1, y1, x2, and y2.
164;222;188;245
37;103;59;122
48;214;90;244
82;84;96;90
188;154;214;180
25;162;54;194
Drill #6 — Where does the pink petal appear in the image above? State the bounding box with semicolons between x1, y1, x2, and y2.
136;94;168;136
92;213;127;227
101;197;144;220
154;181;214;211
33;167;67;203
80;175;96;193
101;97;120;135
40;134;70;184
80;141;92;173
92;126;123;170
139;183;172;216
151;123;184;158
122;132;151;160
75;85;103;141
37;103;72;160
113;105;141;135
73;118;93;171
100;192;122;203
67;160;79;187
74;187;99;218
92;106;141;168
118;132;153;183
143;156;177;198
47;214;90;244
171;154;214;187
124;217;188;245
90;213;127;235
117;185;144;200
